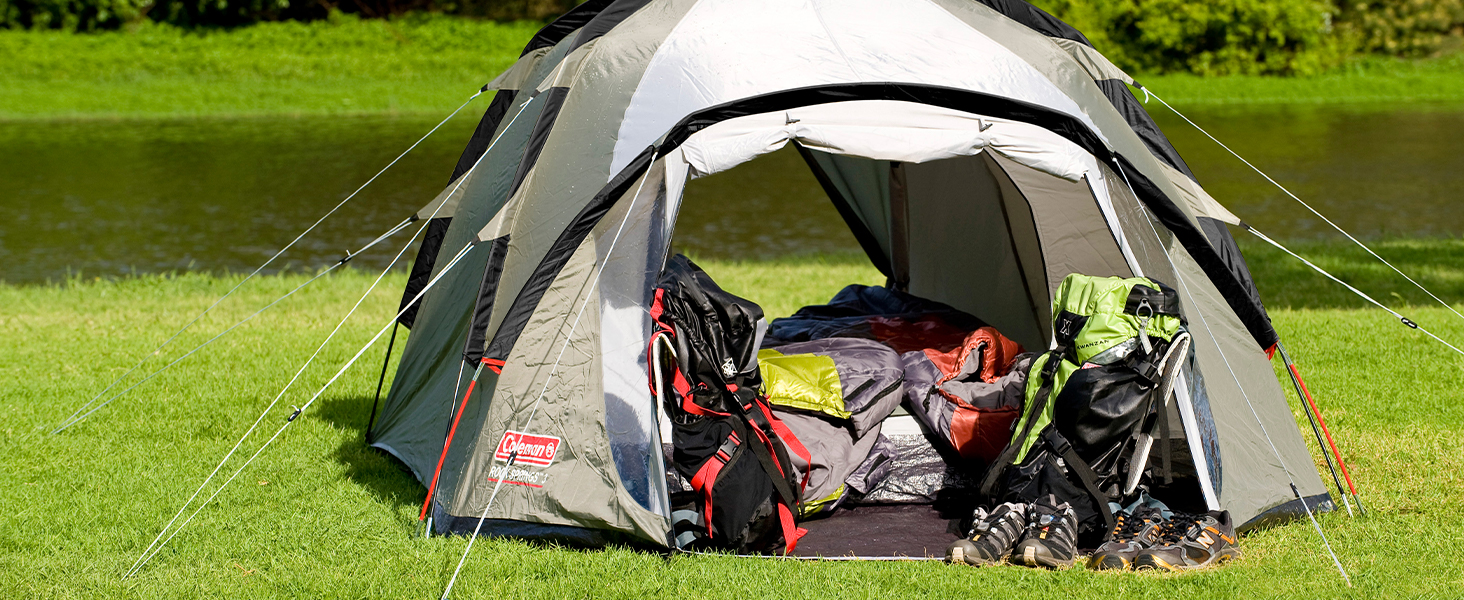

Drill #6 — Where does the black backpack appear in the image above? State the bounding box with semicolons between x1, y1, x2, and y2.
650;255;808;553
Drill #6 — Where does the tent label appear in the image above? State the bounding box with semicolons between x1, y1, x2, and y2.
494;430;560;467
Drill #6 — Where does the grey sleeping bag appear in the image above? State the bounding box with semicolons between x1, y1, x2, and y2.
759;338;905;515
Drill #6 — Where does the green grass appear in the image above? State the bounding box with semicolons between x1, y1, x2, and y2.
3;16;1464;121
0;15;537;120
3;242;1464;598
1139;53;1464;107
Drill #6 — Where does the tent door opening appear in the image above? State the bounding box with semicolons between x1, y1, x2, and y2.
658;142;1207;557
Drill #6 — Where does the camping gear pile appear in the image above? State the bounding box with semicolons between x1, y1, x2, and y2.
646;254;1240;568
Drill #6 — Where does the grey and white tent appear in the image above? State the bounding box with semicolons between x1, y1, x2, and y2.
367;0;1332;550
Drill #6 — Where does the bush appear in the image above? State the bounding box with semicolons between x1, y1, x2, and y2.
1333;0;1464;56
0;0;152;30
1033;0;1340;75
0;0;576;30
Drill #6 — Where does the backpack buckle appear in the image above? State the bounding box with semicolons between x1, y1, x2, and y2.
1135;299;1154;355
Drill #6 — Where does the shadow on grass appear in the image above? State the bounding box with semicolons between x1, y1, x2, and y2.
1239;238;1464;310
312;394;423;512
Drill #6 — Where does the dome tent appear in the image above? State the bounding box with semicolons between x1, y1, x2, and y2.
368;0;1333;551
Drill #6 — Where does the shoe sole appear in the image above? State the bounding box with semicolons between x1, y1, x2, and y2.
1014;542;1074;570
947;545;1006;567
1086;554;1131;571
1138;548;1241;572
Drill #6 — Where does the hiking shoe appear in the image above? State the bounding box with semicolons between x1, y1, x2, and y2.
1133;510;1240;571
946;502;1026;566
1088;506;1167;571
1012;495;1079;569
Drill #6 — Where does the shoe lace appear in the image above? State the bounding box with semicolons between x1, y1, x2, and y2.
1157;512;1201;544
1108;512;1151;542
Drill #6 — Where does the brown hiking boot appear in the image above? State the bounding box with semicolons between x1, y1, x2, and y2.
1133;510;1241;571
1088;506;1167;571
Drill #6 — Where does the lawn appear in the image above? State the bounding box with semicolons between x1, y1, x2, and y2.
0;15;537;120
2;16;1464;121
2;244;1463;598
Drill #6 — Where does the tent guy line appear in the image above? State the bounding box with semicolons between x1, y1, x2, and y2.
125;187;467;579
1247;227;1464;359
1141;85;1464;325
1124;186;1351;585
125;240;479;579
52;216;418;435
438;149;662;600
59;88;486;434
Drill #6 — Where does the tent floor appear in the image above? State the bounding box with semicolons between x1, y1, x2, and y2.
792;504;963;558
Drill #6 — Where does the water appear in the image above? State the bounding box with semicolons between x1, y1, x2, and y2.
2;105;1462;284
0;115;476;284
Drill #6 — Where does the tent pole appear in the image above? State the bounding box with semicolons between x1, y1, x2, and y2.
419;360;489;522
124;240;478;579
1277;343;1366;516
1117;166;1351;584
1276;342;1354;517
365;321;400;443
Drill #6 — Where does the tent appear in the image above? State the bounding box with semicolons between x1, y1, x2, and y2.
366;0;1333;552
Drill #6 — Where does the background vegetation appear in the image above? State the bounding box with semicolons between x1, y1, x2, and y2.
1034;0;1464;75
3;0;1464;76
0;14;535;118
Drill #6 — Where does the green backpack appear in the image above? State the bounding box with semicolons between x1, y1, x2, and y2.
979;274;1191;546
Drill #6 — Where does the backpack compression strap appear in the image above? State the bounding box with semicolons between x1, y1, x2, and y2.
732;389;808;553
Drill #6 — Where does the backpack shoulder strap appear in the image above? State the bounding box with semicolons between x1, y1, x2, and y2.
979;348;1061;496
1041;428;1117;534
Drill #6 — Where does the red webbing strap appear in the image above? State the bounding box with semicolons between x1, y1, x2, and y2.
689;431;740;534
755;400;811;492
739;405;806;554
1289;363;1360;496
777;503;807;554
680;380;727;418
418;359;487;521
483;358;505;374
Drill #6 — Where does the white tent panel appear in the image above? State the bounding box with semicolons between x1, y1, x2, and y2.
611;0;1106;173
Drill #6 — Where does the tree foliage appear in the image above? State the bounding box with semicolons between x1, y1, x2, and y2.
0;0;576;30
1033;0;1340;75
2;0;1462;75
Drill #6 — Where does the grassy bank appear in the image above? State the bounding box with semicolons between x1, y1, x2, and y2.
3;16;1463;121
0;15;537;120
1139;53;1464;107
3;243;1464;597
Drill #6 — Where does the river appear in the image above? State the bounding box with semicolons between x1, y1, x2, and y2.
2;104;1460;284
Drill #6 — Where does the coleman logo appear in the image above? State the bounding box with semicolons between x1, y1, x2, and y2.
494;431;560;467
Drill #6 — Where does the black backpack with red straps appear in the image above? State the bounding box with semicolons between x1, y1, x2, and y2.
649;255;808;554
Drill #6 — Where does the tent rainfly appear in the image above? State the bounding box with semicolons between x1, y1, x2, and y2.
368;0;1334;551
